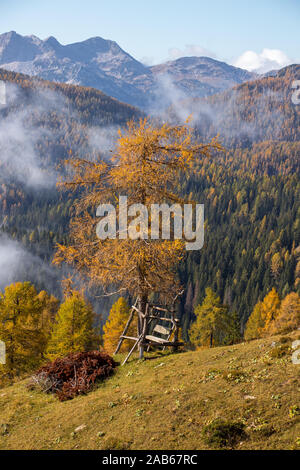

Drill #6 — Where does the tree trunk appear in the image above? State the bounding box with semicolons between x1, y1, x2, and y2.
210;332;213;348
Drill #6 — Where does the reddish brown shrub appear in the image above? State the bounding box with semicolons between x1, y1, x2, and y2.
30;351;117;401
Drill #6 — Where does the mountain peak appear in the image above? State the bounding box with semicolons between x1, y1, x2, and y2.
0;30;19;45
0;31;40;62
44;36;61;48
3;30;18;38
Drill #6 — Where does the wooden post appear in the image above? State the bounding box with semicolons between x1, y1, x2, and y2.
138;295;148;359
173;319;180;352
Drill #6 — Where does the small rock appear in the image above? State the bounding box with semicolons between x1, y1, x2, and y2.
74;424;86;433
154;362;165;369
244;395;256;400
0;423;9;435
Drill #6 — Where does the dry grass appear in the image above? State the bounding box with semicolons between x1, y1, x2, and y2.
0;332;299;450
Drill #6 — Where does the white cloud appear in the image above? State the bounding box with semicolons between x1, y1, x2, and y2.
168;44;216;61
233;49;294;73
140;56;155;66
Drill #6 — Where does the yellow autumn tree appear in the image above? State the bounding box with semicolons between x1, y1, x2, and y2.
270;292;300;334
271;252;283;280
0;282;46;378
46;291;99;361
54;118;220;356
245;288;281;340
260;288;281;336
37;290;60;341
244;301;264;340
103;297;136;354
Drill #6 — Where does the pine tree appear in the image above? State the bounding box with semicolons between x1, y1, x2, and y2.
192;279;200;309
223;311;241;345
103;297;136;354
188;288;229;348
0;282;46;378
184;282;194;316
46;291;98;360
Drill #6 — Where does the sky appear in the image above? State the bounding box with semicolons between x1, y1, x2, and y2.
0;0;299;72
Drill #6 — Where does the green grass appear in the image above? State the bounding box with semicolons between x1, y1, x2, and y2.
0;332;299;450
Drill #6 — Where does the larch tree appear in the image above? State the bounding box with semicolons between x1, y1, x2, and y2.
270;292;300;334
46;291;98;360
188;288;229;348
37;290;60;341
103;297;137;354
245;288;281;340
260;288;281;336
271;252;283;281
54;118;220;357
244;301;264;340
0;282;46;378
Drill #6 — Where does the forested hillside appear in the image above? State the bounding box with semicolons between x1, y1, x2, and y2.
0;69;142;314
190;65;300;144
178;65;300;335
0;66;299;338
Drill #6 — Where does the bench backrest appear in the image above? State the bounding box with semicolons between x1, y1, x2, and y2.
153;324;171;337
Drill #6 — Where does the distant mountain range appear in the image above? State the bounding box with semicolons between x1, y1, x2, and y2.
0;31;256;109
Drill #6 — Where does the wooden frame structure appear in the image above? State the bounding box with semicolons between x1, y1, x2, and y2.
114;295;184;365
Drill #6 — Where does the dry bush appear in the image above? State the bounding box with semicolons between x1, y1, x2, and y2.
29;351;117;401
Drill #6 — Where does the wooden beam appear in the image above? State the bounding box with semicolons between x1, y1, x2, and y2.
114;298;138;355
148;315;174;322
122;333;144;365
149;306;170;312
132;305;145;317
146;339;184;347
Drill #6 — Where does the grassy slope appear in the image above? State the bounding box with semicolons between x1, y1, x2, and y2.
0;332;299;450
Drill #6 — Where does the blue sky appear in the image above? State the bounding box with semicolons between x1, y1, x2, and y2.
0;0;299;70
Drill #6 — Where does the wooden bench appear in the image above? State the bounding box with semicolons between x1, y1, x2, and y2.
145;324;172;344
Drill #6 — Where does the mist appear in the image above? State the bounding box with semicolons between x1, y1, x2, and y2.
0;234;60;292
147;73;287;145
0;83;71;188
